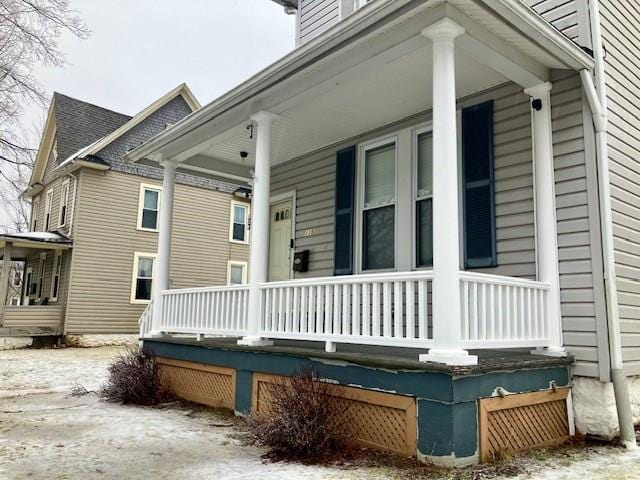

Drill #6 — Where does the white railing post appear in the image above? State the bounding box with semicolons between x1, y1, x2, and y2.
150;159;177;336
419;19;477;366
525;83;565;356
239;111;278;347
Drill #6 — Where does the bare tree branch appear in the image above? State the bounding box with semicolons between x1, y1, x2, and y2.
0;0;88;233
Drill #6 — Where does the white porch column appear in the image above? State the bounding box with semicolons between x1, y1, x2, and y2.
150;159;177;336
239;111;278;347
0;242;13;323
525;83;565;355
419;19;477;366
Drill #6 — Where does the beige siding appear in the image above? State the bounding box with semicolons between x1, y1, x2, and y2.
31;175;77;238
64;170;249;334
3;305;63;329
23;249;71;310
272;77;603;378
600;0;640;375
523;0;580;41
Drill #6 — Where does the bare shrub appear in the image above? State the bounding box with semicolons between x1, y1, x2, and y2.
245;367;350;461
99;348;168;405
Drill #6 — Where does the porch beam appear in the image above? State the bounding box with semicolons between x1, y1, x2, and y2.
419;19;477;366
150;159;177;336
0;242;13;323
239;111;278;347
525;83;565;356
445;5;549;89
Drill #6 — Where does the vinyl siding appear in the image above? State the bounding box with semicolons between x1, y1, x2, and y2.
272;77;603;378
24;249;71;311
523;0;580;41
30;174;77;238
600;0;640;375
299;0;340;45
64;169;249;334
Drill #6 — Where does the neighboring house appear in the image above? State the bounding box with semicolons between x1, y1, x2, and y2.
131;0;640;463
0;84;251;340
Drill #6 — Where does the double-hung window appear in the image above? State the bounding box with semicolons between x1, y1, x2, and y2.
229;202;249;244
59;180;70;227
227;261;247;285
361;140;396;271
50;252;62;302
31;196;40;231
44;190;53;231
137;184;162;231
415;129;434;267
131;252;156;303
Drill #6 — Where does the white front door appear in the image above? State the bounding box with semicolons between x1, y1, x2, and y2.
269;200;293;281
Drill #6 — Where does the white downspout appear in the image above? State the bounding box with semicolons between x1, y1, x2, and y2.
580;0;637;449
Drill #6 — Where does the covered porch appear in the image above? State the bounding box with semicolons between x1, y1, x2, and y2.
0;232;72;333
132;1;594;365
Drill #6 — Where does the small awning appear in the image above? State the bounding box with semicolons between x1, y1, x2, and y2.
0;232;73;260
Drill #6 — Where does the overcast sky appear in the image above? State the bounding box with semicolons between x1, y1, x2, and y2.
22;0;296;128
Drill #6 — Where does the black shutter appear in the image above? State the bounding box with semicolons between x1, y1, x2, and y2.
334;146;356;275
462;101;496;268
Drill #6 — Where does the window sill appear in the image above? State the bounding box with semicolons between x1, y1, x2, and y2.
229;239;249;245
137;227;159;233
130;299;151;305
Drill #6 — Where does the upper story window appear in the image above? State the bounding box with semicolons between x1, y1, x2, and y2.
31;196;40;231
44;189;53;231
58;179;70;227
137;183;162;232
131;252;156;303
229;201;249;244
360;140;396;271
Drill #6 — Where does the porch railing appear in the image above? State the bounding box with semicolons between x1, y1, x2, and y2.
261;271;434;348
144;270;553;351
459;272;551;348
159;285;249;337
138;300;154;338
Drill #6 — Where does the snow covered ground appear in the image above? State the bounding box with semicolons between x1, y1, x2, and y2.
0;346;639;480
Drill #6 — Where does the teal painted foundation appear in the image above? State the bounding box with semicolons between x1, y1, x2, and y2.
145;340;571;462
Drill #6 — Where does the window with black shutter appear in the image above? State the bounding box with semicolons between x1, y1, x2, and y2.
462;101;496;268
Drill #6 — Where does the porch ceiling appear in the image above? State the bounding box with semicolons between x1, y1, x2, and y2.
191;43;507;167
129;0;593;171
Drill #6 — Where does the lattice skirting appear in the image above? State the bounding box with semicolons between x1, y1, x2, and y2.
478;388;571;462
157;357;236;410
252;373;417;456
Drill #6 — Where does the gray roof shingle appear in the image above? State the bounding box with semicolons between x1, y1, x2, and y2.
53;93;131;162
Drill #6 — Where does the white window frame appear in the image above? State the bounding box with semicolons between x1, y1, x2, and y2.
44;189;53;231
31;196;40;231
23;267;32;305
137;183;162;232
355;135;399;273
227;260;248;285
58;179;70;227
50;251;62;302
412;123;435;270
9;297;19;306
130;252;157;304
229;201;250;244
36;253;46;302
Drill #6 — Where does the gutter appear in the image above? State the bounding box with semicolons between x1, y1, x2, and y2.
126;0;594;162
580;0;637;449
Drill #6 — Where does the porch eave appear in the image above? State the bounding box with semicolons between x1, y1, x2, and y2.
125;0;593;164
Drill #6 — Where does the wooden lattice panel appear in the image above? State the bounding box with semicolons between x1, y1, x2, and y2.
479;388;570;462
252;373;417;456
157;358;235;410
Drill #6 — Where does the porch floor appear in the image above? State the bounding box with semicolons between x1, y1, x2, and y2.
145;337;573;376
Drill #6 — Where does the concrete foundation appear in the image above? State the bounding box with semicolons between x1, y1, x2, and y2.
572;376;640;439
65;334;138;348
0;336;33;350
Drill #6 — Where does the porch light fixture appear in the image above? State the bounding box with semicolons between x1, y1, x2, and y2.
240;151;248;162
531;99;543;111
